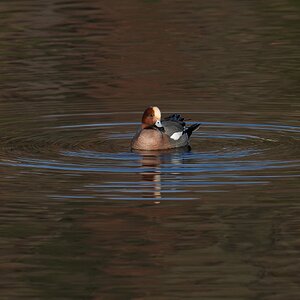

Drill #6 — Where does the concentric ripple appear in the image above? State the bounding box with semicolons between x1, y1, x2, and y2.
0;112;299;201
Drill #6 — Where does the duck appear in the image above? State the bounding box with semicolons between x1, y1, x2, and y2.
131;106;200;150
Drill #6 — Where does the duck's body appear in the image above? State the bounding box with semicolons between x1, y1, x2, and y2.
131;107;200;151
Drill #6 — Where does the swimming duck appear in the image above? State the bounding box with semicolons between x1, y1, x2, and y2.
131;106;200;150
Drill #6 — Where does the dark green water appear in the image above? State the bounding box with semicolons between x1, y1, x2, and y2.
0;0;299;299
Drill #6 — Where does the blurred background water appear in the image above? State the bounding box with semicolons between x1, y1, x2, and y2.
0;0;299;299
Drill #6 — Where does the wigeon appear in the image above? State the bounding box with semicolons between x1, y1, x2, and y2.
131;106;200;150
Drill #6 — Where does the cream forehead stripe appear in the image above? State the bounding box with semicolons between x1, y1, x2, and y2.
152;106;161;119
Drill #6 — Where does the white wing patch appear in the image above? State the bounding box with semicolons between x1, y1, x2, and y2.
170;131;183;140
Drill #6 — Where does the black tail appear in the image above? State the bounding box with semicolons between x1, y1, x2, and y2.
185;123;201;138
165;114;200;137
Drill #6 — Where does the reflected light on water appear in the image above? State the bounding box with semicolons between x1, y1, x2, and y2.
0;0;300;298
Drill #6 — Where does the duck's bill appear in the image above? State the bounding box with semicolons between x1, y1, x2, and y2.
155;120;163;127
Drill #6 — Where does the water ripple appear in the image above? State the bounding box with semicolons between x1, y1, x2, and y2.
0;116;299;200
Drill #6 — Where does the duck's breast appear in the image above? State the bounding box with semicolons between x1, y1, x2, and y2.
131;129;171;150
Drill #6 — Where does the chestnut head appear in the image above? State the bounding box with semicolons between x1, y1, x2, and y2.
141;106;163;129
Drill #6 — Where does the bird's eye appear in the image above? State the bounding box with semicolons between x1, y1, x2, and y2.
149;114;154;117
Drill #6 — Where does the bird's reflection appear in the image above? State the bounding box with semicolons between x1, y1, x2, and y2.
134;146;190;200
138;151;162;199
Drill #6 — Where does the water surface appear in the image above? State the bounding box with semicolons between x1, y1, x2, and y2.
0;0;299;299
